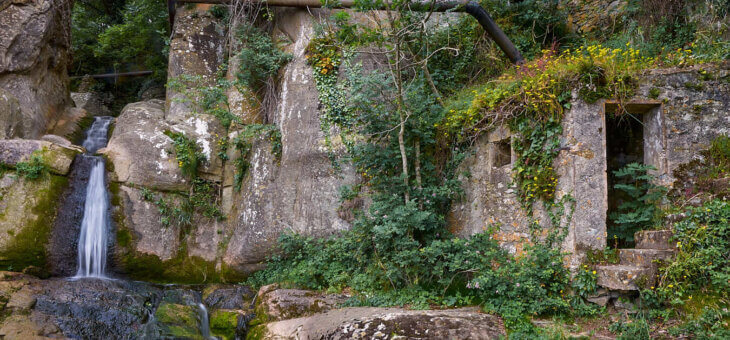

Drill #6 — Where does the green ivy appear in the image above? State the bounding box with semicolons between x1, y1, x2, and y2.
231;124;282;192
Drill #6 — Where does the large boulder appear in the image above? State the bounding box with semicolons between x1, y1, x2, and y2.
0;0;79;139
0;173;68;273
103;100;225;191
102;100;186;191
0;139;82;175
252;307;506;340
223;8;360;273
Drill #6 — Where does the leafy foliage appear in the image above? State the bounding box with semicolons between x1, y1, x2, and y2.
70;0;169;105
234;24;292;90
231;124;282;192
14;153;49;180
164;131;207;179
609;163;667;244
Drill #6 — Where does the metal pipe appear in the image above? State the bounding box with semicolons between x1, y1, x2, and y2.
70;71;154;79
173;0;523;63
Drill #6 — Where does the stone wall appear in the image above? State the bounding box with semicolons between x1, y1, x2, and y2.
449;62;730;267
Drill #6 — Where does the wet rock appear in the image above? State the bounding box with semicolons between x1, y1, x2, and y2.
256;284;349;322
255;307;506;339
203;284;255;310
0;0;77;139
154;302;203;339
0;139;82;175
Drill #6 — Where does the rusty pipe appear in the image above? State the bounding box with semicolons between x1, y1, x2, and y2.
173;0;524;63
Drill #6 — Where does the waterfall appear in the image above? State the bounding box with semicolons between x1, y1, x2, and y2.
197;303;218;340
74;116;113;278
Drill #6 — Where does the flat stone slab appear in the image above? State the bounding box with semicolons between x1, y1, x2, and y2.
0;139;82;176
596;265;655;291
256;284;349;322
635;230;675;250
619;249;675;267
257;307;506;340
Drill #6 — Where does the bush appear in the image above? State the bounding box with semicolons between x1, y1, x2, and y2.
14;153;49;180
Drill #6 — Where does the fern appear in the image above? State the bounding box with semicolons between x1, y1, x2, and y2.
609;163;667;244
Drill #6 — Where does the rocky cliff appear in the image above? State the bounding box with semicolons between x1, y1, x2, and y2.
0;0;83;139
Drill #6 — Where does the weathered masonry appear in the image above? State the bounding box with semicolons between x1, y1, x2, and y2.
449;63;730;268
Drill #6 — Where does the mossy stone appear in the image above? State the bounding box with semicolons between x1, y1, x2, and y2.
0;174;68;275
154;302;203;339
210;309;238;340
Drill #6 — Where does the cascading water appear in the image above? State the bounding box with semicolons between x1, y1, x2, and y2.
74;116;113;278
197;303;218;340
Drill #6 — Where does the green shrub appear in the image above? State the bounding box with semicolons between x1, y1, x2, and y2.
235;24;292;90
659;200;730;298
14;153;49;180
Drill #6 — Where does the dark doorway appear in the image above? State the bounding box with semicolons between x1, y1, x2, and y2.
606;113;644;247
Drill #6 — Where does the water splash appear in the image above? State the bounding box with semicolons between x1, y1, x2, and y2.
74;116;113;278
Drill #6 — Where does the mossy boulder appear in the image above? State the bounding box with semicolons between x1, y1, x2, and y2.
154;302;203;339
210;309;239;340
0;173;68;274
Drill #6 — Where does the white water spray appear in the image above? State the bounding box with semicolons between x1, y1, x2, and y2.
74;117;113;278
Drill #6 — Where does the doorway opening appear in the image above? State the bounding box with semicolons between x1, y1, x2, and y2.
605;102;662;248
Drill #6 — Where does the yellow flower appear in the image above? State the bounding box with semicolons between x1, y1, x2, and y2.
592;270;596;275
668;284;674;288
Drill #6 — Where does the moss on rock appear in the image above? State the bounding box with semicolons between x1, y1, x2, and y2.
210;309;239;340
0;174;69;276
154;302;203;339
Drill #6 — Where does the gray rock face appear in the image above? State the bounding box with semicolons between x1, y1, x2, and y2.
0;0;78;139
257;306;506;340
102;100;187;191
223;8;359;273
0;89;21;139
165;5;225;124
116;185;183;261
